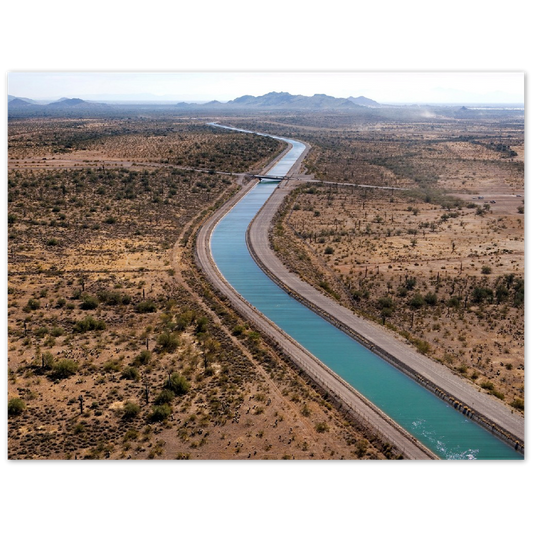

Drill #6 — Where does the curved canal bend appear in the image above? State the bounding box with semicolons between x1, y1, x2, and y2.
206;124;522;459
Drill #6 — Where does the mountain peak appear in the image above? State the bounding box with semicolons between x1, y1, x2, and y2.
49;97;88;106
224;91;379;110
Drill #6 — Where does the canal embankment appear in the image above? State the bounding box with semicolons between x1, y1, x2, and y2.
247;179;524;454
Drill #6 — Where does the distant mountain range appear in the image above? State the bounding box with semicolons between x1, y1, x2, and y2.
176;91;381;110
8;95;108;109
7;92;523;120
8;92;380;112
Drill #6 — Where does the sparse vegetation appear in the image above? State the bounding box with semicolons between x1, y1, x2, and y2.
8;112;387;461
269;112;523;408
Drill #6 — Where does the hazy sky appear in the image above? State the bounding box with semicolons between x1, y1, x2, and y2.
8;71;524;104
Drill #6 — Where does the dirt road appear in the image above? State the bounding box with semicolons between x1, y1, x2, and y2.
195;131;523;458
247;180;524;451
194;143;438;459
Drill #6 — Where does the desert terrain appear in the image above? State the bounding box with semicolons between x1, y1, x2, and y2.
7;114;388;459
259;114;524;411
7;105;524;460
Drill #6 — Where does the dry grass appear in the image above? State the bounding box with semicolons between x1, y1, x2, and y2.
7;115;387;460
270;116;524;410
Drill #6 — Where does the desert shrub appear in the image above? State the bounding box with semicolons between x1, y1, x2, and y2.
149;404;172;422
80;295;99;310
23;298;41;312
157;332;180;353
447;296;461;308
195;316;208;335
154;389;175;405
397;286;408;297
232;324;245;336
247;331;261;345
136;300;157;313
122;402;141;419
103;359;122;373
98;291;131;305
495;285;509;303
510;398;524;411
165;372;190;396
73;315;106;333
377;296;394;309
50;326;65;337
315;422;329;433
51;358;79;379
424;292;438;306
414;339;431;355
481;265;492;275
41;351;55;370
471;286;493;304
35;326;49;338
121;366;140;381
513;278;524;307
405;277;417;291
324;246;334;255
133;350;151;366
8;397;26;417
175;310;195;331
409;293;425;309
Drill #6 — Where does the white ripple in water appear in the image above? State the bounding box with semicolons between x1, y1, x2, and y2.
412;419;479;460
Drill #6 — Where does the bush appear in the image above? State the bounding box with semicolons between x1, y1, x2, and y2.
8;397;26;417
315;422;329;433
122;402;141;419
377;296;394;309
195;317;208;335
133;350;151;366
51;358;79;379
405;277;417;291
324;246;334;255
154;389;175;405
157;332;180;353
80;295;99;310
103;359;122;373
481;265;492;275
73;315;106;333
414;339;431;355
447;296;461;308
149;404;172;422
121;366;140;381
165;372;190;396
471;286;493;304
136;300;157;313
98;291;131;306
24;298;41;312
510;398;524;411
232;324;245;337
41;351;55;370
424;292;438;306
409;293;425;309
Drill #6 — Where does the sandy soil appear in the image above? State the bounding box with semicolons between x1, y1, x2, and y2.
7;116;386;460
269;121;524;412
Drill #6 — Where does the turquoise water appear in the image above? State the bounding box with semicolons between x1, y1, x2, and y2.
211;183;520;459
210;129;521;460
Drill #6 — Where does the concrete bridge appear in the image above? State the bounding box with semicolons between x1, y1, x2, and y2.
246;174;284;182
